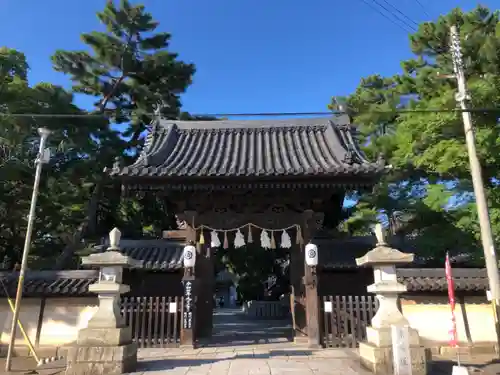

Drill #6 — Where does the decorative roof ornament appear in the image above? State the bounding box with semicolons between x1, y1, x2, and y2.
112;157;122;172
376;153;386;167
153;100;165;120
342;148;355;165
374;223;387;246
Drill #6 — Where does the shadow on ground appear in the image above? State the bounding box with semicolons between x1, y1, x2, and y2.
198;308;293;348
138;350;314;372
0;357;65;375
429;357;500;375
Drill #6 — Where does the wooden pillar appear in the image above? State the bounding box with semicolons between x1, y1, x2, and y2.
196;241;214;338
184;210;214;340
290;241;307;343
302;209;322;348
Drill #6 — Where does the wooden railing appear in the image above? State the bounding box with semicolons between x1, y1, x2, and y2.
321;295;379;348
242;300;290;319
121;296;182;348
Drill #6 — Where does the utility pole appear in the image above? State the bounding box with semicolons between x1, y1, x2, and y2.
5;128;51;371
449;25;500;350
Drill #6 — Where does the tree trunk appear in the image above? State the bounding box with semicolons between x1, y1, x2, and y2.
52;178;104;269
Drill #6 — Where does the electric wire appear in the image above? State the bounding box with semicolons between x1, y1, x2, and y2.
357;0;473;83
413;0;431;19
357;0;415;33
377;0;419;30
1;107;500;119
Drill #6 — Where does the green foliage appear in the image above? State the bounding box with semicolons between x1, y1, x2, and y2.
334;6;500;263
215;243;289;302
52;0;195;148
0;47;117;267
0;1;196;268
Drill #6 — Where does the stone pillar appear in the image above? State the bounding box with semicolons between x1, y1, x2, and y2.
356;224;428;375
65;228;142;375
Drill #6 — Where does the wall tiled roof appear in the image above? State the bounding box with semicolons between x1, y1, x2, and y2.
397;268;488;292
0;270;98;297
96;239;184;271
107;116;385;180
319;237;476;270
0;267;488;297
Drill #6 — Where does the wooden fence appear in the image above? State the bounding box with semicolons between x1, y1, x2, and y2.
121;296;182;348
321;295;379;348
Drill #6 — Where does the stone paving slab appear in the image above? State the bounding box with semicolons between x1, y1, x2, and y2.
131;345;371;375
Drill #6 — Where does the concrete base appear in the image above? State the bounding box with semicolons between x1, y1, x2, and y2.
293;336;309;345
359;341;429;375
65;342;137;375
77;326;132;346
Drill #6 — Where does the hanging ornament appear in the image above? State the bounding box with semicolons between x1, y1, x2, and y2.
247;225;253;243
260;230;271;249
223;231;229;249
296;225;303;245
198;230;205;245
280;230;292;249
210;230;221;248
234;229;246;248
270;231;276;249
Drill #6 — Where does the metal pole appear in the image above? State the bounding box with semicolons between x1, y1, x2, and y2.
5;128;50;371
449;25;500;353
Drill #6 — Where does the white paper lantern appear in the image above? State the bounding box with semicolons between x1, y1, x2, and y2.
183;245;196;268
305;243;319;266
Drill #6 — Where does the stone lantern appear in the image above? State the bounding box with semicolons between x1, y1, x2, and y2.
356;224;428;375
65;228;142;375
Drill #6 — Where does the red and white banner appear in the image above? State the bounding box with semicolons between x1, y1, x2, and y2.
445;252;458;347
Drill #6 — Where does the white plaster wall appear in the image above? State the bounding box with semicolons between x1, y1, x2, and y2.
402;296;495;344
0;298;41;345
0;297;97;347
38;297;97;346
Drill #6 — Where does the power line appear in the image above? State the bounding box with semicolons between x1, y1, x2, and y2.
413;0;431;19
357;0;415;33
1;107;500;119
357;0;460;75
377;0;419;29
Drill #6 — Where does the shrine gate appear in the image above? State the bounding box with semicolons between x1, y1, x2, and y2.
106;114;384;348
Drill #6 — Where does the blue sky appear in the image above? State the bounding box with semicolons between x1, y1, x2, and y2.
0;0;495;117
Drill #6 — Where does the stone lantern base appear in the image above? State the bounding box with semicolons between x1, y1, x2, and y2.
359;326;429;375
65;326;137;375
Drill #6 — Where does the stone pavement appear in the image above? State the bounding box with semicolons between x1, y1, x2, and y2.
3;346;500;375
133;344;371;375
203;308;293;347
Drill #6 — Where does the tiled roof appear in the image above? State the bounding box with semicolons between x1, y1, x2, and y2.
0;270;98;297
0;268;488;297
106;116;385;180
96;239;184;271
319;236;378;269
319;236;476;270
398;268;489;292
